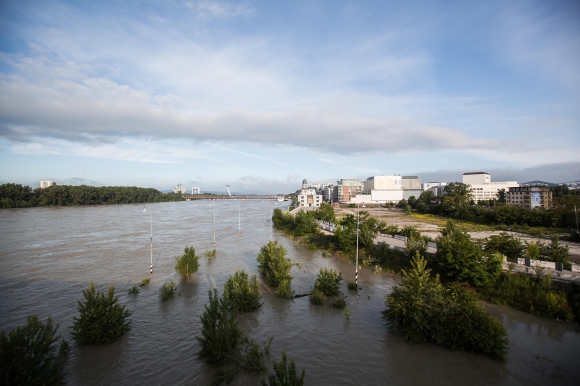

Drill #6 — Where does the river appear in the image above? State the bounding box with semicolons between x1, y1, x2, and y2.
0;200;579;385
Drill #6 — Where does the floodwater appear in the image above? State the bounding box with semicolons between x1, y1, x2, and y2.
1;200;579;385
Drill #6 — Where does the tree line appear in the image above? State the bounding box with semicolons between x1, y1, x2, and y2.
400;183;580;228
0;183;185;209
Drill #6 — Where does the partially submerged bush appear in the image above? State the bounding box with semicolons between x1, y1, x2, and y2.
196;289;243;367
140;277;151;287
262;351;305;386
382;254;509;361
175;246;200;277
330;296;347;309
205;249;217;259
159;279;179;301
347;282;358;291
313;268;342;297
0;315;69;385
257;241;293;297
71;282;132;345
309;289;325;306
224;270;262;313
128;285;140;295
342;307;351;320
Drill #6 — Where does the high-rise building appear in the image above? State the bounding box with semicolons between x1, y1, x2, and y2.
462;172;518;202
173;184;186;194
39;180;56;189
506;186;552;209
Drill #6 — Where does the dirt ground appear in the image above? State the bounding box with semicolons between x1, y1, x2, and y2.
335;206;580;264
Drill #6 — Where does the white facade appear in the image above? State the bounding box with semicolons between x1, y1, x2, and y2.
173;184;186;194
462;173;519;202
39;180;56;189
370;189;404;203
402;176;421;190
363;176;402;192
422;182;447;197
298;188;322;208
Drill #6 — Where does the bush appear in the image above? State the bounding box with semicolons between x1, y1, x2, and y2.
140;277;151;287
262;351;305;386
257;241;293;297
342;307;351;320
382;254;509;361
313;268;342;297
205;249;217;259
485;232;524;262
159;279;179;301
347;282;358;291
196;289;243;367
71;282;132;345
0;315;69;385
330;296;347;309
224;270;262;313
128;285;140;295
309;289;325;306
175;246;200;277
238;336;267;374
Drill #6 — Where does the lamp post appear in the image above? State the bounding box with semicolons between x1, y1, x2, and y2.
356;204;360;288
574;205;579;232
238;200;242;234
143;206;153;273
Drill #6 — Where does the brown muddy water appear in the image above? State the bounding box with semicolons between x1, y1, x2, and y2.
1;201;579;385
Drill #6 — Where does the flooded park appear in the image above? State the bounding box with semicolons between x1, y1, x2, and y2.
1;200;579;385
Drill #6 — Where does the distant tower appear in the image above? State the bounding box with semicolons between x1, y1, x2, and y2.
302;179;308;190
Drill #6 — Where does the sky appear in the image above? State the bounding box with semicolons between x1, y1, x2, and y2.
0;0;579;194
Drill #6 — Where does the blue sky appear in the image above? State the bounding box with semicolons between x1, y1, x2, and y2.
1;0;579;193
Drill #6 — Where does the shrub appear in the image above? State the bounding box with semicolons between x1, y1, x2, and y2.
313;268;342;297
330;296;347;309
342;307;351;320
383;254;509;361
205;249;216;259
0;315;69;385
347;282;358;291
175;246;200;277
257;241;293;297
223;270;262;313
309;289;325;306
275;279;293;299
196;289;243;367
128;285;140;295
71;282;132;345
140;277;151;287
159;279;179;301
262;351;305;386
238;336;267;374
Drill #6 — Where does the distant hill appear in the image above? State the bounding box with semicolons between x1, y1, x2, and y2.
520;180;580;189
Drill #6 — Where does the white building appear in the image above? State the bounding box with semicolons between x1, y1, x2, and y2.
173;184;186;194
422;182;447;197
462;172;519;202
298;188;322;208
39;180;56;189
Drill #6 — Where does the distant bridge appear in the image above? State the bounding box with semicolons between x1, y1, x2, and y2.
183;194;287;201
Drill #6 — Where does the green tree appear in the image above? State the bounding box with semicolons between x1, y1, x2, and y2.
196;289;242;366
293;210;318;236
71;282;132;345
437;221;499;286
257;241;293;296
224;270;262;313
313;268;343;297
540;235;570;264
262;351;305;386
335;211;381;254
174;246;200;276
484;232;524;262
313;203;336;223
496;188;506;203
442;182;473;206
0;315;69;385
527;241;540;260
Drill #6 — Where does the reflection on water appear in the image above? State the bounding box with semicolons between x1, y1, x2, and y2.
0;201;579;385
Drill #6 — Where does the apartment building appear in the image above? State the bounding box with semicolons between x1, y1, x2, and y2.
39;180;56;189
298;187;322;208
506;186;552;209
336;178;362;203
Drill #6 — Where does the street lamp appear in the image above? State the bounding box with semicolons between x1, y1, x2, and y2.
143;206;153;274
238;200;242;234
355;203;364;288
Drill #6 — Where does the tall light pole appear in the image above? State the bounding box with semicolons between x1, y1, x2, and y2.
574;205;579;232
356;204;360;288
143;206;153;273
238;200;242;234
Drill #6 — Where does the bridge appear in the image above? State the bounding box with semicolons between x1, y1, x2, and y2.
183;194;287;200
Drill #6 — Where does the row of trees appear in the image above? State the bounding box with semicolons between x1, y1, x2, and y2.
402;183;580;228
0;183;184;209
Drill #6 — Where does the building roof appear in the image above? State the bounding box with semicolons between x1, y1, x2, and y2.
463;172;489;175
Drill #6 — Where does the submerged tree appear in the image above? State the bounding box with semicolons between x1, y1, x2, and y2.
71;282;132;345
224;270;262;313
175;246;200;277
257;241;293;297
313;268;343;297
0;315;69;385
262;351;306;386
196;289;243;367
